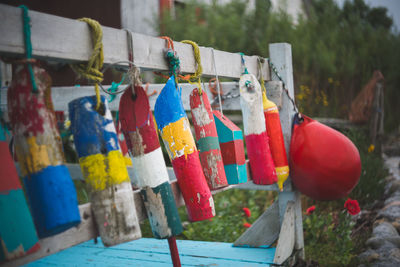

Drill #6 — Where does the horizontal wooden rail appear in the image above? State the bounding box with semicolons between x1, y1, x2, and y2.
0;4;270;80
0;81;282;113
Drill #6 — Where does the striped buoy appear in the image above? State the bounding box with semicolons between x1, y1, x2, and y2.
262;86;289;191
0;124;39;261
116;118;133;168
239;74;277;185
119;85;183;239
213;110;247;184
8;64;81;238
69;95;141;247
190;88;228;190
154;77;215;222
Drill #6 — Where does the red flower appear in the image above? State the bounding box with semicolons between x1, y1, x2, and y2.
344;198;361;215
243;222;252;228
242;207;251;218
306;205;316;215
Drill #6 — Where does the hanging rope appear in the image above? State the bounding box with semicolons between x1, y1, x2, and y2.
211;48;223;116
239;52;249;75
70;18;104;110
19;5;38;93
181;40;203;94
258;57;267;94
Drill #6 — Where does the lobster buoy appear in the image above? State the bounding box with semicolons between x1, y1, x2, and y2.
69;96;141;246
0;124;40;261
262;88;289;191
119;85;183;239
8;64;81;238
190;88;228;190
290;114;361;200
239;74;277;185
213;110;247;184
154;76;215;222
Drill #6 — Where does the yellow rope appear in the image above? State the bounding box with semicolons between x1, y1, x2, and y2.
181;40;203;94
70;18;104;110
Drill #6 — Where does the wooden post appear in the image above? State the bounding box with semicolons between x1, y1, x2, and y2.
0;126;39;261
69;95;141;247
239;73;277;185
8;64;81;238
154;77;215;222
213;111;247;184
269;43;304;258
190;88;228;190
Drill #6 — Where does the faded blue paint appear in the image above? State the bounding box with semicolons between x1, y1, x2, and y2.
154;76;186;130
0;189;38;261
28;238;275;266
24;165;81;238
141;182;182;239
0;124;6;142
197;136;220;152
213;114;243;143
224;164;247;184
68;95;119;158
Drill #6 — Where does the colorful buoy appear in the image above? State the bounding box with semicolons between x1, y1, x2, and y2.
190;88;228;190
8;64;81;238
69;95;141;246
213;110;247;184
154;77;215;222
239;74;277;185
262;86;289;190
0;124;39;262
119;85;183;239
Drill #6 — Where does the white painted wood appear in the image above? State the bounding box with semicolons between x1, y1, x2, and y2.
233;200;280;247
0;4;270;80
273;201;295;265
269;43;304;259
120;0;159;37
294;191;305;258
131;147;170;188
265;81;283;110
0;61;11;87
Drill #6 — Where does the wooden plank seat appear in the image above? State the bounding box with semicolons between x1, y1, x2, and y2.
27;238;276;267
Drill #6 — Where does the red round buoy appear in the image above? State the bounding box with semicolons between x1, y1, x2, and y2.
289;114;361;201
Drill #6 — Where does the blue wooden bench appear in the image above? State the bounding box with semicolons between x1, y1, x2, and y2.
0;4;304;266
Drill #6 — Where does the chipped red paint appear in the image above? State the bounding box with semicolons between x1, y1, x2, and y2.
245;132;277;185
172;151;215;222
190;88;227;189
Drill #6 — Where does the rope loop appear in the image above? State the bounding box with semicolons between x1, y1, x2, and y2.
181;40;203;94
70;18;104;110
19;5;38;93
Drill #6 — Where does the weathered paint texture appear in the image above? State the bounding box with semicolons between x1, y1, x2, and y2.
69;95;141;246
154;77;215;222
7;64;80;238
262;91;289;190
119;85;182;239
116;120;132;167
0;141;39;262
190;88;228;190
239;74;277;185
213;110;248;184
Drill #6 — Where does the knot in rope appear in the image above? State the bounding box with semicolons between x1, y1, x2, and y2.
181;40;203;94
165;48;181;77
70;18;104;110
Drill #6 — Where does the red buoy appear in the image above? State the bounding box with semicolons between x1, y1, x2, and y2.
290;114;361;200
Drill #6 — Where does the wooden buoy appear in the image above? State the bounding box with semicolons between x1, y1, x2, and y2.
213;110;247;184
190;88;228;190
0;124;40;262
239;74;277;185
69;95;141;247
119;85;183;238
262;88;289;191
154;77;215;222
115;118;133;167
8;64;81;238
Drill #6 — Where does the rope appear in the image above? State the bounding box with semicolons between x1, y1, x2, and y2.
181;40;203;94
211;48;223;116
258;57;267;94
19;5;38;93
70;18;104;110
239;52;249;75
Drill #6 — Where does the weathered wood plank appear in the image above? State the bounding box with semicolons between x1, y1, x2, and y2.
233;200;280;247
0;4;269;80
273;201;295;265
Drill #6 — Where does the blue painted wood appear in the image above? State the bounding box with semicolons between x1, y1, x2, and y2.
28;238;275;266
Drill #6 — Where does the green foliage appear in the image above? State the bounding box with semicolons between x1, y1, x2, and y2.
303;210;357;266
159;0;400;132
